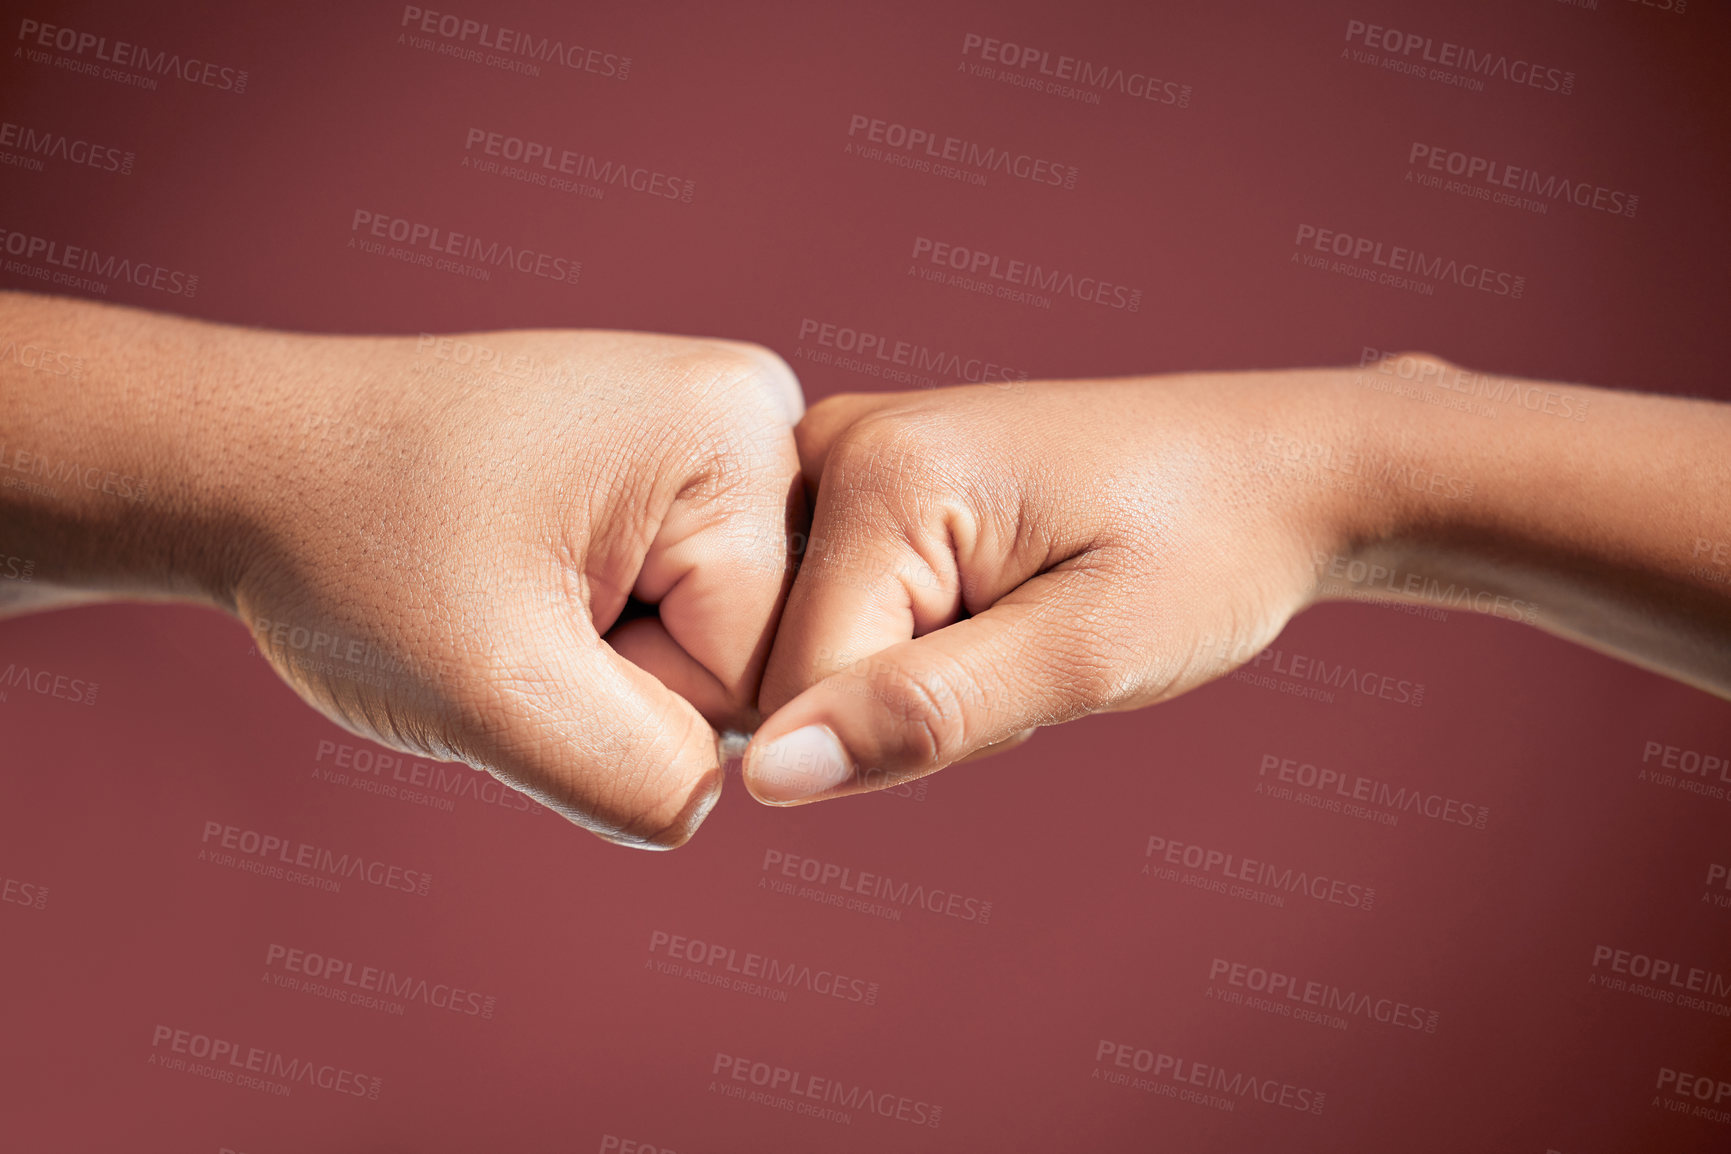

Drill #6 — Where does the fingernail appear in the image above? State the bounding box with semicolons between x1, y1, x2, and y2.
746;724;854;804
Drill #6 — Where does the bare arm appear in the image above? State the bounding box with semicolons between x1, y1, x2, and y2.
745;355;1731;803
0;290;808;846
1275;355;1731;696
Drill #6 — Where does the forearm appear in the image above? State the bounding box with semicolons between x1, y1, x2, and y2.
1311;353;1731;694
0;292;382;613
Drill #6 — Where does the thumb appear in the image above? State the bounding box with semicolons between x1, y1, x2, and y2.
451;622;726;848
743;561;1122;804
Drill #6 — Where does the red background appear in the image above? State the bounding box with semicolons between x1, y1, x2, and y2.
2;1;1729;1150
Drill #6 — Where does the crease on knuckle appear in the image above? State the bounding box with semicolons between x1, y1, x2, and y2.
871;656;971;767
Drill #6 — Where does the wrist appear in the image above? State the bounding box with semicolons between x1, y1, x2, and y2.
101;316;333;611
185;327;414;614
1298;354;1525;602
1218;357;1479;610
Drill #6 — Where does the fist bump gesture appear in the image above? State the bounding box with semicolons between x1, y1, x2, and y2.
4;295;1729;846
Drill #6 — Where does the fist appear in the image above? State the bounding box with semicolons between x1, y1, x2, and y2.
744;375;1361;804
233;329;803;847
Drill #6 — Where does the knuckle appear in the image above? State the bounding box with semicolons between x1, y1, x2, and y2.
866;657;973;767
824;412;940;497
696;342;800;414
706;342;777;383
1037;641;1125;718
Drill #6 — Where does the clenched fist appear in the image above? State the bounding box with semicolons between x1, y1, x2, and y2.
743;367;1731;804
7;294;1729;837
743;375;1343;804
0;295;804;847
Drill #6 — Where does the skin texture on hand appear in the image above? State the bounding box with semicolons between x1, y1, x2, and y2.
8;292;1729;835
742;375;1358;804
0;294;805;848
233;331;807;848
743;365;1731;806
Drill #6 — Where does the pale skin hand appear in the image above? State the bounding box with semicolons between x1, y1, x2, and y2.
0;292;805;847
742;363;1731;805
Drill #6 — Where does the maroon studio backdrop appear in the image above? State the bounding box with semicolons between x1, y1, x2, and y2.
2;2;1730;1151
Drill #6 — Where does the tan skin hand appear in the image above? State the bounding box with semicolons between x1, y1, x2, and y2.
6;294;1728;836
743;366;1731;806
741;376;1351;805
0;295;805;848
234;330;808;848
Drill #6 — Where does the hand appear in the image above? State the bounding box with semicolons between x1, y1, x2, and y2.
742;373;1359;804
742;356;1731;806
10;295;1726;833
230;329;804;846
0;295;806;848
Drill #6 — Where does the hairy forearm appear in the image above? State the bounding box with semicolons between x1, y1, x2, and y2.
1310;353;1731;694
